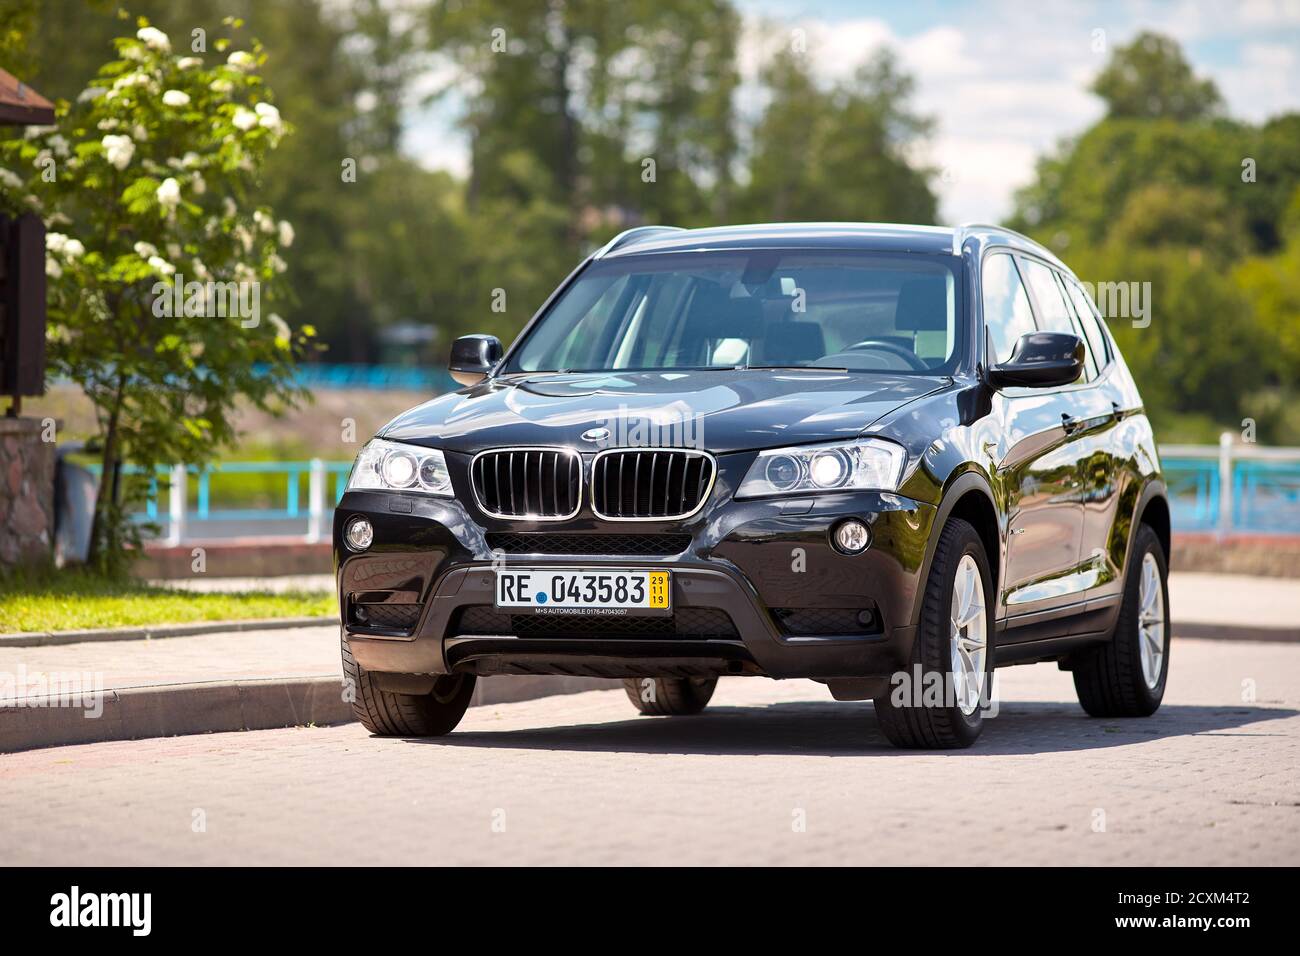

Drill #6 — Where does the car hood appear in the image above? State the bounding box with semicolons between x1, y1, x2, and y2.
379;369;948;455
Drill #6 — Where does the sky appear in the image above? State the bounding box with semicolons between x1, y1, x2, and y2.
401;0;1300;225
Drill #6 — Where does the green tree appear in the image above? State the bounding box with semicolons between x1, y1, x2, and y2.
1091;30;1223;121
1010;119;1246;247
1008;31;1300;442
0;17;311;572
738;47;937;224
428;0;740;231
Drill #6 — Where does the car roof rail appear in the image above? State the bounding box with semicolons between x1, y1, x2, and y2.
593;225;685;259
954;221;1069;270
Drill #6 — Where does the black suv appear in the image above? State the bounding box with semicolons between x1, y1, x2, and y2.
335;222;1171;748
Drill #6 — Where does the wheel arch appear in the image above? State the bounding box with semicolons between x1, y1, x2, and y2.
909;469;1001;627
1136;484;1171;563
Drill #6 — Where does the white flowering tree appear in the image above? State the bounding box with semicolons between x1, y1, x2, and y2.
0;17;314;572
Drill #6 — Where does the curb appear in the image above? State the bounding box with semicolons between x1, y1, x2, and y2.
0;616;338;648
1174;623;1300;643
0;673;621;754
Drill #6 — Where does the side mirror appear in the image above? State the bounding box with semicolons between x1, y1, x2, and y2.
449;334;503;386
988;331;1083;388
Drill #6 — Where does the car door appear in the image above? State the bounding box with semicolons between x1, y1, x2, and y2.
980;252;1086;620
1061;276;1126;606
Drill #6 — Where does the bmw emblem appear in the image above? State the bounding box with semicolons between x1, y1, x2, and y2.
582;426;611;443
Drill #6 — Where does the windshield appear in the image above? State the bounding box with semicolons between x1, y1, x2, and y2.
507;250;964;375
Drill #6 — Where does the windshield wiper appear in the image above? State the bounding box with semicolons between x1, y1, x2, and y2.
735;365;849;372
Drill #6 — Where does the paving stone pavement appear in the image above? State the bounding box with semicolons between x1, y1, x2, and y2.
0;625;340;691
1;637;1297;865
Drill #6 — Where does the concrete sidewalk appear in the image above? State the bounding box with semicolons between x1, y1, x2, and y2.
1;570;1295;753
0;623;617;752
1168;572;1300;639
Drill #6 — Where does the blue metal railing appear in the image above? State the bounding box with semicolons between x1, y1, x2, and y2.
89;461;353;539
1234;458;1300;532
1163;458;1220;531
97;441;1300;542
1159;441;1300;535
263;363;457;392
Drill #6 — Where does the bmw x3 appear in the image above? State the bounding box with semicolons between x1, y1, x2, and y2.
335;222;1171;749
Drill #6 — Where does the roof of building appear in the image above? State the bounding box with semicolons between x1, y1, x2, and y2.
0;68;55;126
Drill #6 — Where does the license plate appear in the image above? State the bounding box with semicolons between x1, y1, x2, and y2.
495;569;671;616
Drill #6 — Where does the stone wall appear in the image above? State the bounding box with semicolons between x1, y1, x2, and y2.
0;416;54;567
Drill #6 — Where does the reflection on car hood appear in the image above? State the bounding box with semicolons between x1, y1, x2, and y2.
379;369;948;455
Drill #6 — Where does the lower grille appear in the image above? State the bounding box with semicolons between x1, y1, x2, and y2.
352;602;421;631
453;605;737;639
484;532;692;556
772;607;878;636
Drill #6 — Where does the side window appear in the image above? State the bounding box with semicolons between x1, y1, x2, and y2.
1017;257;1075;334
1063;278;1111;371
1053;271;1098;380
1019;256;1092;382
980;253;1037;365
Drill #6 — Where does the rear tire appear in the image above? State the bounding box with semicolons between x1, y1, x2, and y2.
341;632;475;736
1072;524;1169;717
623;676;717;715
874;517;994;749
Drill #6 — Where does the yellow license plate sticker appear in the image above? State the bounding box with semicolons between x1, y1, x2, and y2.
648;571;670;609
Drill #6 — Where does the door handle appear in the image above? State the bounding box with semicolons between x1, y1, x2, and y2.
1061;413;1084;434
1110;402;1122;421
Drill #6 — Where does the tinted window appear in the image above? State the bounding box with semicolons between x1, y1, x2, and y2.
1063;278;1111;370
1053;272;1098;380
509;251;964;374
1018;257;1076;335
980;253;1037;365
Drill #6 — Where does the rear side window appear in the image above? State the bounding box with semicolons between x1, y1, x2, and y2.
1019;256;1096;382
981;253;1037;365
1017;257;1075;334
1053;272;1098;380
1063;278;1111;370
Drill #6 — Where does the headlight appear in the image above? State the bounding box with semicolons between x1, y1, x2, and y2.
736;438;906;499
346;438;453;496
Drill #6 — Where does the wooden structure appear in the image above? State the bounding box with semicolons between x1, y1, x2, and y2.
0;68;53;415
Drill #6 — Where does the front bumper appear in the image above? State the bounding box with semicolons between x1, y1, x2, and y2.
335;469;935;681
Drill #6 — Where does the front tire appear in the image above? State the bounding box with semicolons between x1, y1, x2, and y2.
623;676;717;715
874;517;994;749
341;632;475;736
1072;524;1169;717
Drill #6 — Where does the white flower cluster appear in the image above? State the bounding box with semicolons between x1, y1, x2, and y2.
156;177;181;209
45;232;86;278
101;134;135;170
46;232;86;258
137;26;170;52
231;101;282;135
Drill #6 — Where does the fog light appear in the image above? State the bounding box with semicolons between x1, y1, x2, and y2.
832;519;870;554
345;516;373;551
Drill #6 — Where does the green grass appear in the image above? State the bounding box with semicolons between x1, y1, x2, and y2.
0;568;334;633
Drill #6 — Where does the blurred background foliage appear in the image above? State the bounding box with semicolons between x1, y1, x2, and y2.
4;4;1300;444
1010;31;1300;442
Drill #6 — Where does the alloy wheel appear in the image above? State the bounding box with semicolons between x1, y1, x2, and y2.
1137;552;1166;689
950;554;988;715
